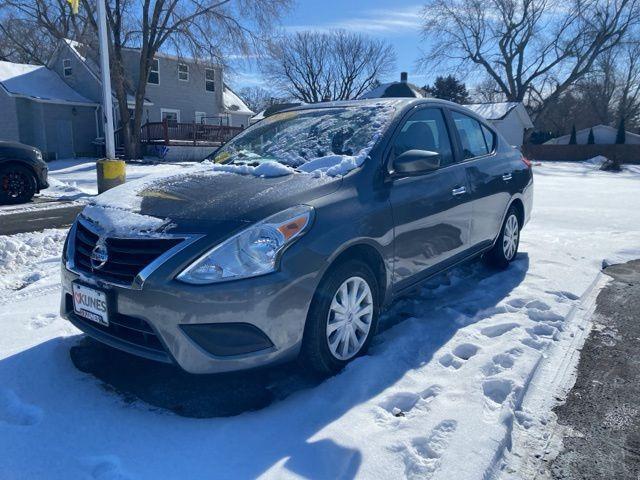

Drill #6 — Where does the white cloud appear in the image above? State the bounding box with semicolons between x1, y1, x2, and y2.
286;5;423;35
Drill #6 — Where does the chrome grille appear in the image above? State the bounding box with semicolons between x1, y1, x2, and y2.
73;220;183;286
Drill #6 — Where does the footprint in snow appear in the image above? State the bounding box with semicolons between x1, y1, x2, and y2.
0;388;43;426
400;420;458;479
88;456;133;480
378;385;442;418
521;336;549;351
547;290;580;301
527;309;565;323
439;343;479;369
480;349;520;376
29;313;57;330
480;322;520;338
526;323;559;339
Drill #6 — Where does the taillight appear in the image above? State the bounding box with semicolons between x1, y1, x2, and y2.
522;156;532;168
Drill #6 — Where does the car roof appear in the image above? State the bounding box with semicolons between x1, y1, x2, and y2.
281;97;484;121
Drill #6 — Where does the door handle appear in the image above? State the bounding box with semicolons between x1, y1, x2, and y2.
451;186;466;196
502;173;513;181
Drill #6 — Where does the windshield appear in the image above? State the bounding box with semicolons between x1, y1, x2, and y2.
211;104;397;176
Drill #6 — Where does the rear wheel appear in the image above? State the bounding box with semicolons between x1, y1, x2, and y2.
301;260;379;375
0;164;37;205
484;206;520;268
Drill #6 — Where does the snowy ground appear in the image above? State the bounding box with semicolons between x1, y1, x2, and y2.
40;158;196;200
1;161;640;479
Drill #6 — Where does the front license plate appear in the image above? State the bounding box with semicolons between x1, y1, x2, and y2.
72;283;109;326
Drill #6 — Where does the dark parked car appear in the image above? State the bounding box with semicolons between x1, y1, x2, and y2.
0;141;49;204
60;99;533;375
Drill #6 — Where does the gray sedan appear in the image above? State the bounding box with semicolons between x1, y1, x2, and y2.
60;98;533;375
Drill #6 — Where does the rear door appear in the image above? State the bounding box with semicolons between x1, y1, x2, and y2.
449;110;513;247
388;106;473;290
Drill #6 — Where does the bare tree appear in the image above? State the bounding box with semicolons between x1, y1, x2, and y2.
616;40;640;128
420;0;640;118
0;14;69;64
264;30;396;103
3;0;291;159
238;86;284;113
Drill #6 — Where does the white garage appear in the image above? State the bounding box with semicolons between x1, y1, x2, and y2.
464;102;534;147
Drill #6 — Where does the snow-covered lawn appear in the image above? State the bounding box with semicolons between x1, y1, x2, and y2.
40;158;196;200
1;162;639;479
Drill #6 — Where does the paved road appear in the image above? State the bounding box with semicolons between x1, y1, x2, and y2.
548;259;640;479
0;200;84;235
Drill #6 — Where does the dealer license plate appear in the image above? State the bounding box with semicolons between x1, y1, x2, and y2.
72;283;109;326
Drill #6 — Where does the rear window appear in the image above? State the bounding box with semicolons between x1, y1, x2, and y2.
452;111;491;159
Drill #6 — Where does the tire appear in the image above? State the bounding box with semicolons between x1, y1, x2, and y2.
301;259;380;375
484;206;521;268
0;164;37;205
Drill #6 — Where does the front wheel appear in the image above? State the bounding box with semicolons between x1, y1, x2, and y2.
0;165;37;205
301;260;379;375
484;206;520;268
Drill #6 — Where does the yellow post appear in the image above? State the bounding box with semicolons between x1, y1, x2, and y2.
96;158;126;193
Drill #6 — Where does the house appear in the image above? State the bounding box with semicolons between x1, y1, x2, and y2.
543;124;640;145
359;72;425;99
0;60;99;159
464;102;534;147
49;39;254;130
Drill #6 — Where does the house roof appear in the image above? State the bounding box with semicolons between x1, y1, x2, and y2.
0;60;97;106
222;86;254;115
60;39;153;106
464;102;518;120
544;124;640;144
465;102;534;128
359;81;425;99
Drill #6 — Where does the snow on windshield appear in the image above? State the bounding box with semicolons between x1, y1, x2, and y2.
212;101;399;177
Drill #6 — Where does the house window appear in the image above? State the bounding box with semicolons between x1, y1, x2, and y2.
178;63;189;82
195;111;207;124
63;59;72;77
205;68;215;92
161;108;180;124
148;58;160;85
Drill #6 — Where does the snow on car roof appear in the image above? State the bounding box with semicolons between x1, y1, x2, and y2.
0;61;96;105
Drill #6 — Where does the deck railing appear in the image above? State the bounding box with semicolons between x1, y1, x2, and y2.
141;120;243;146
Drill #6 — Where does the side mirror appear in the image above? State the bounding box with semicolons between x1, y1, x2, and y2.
393;149;441;175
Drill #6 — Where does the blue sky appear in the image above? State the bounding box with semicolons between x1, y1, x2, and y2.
230;1;429;91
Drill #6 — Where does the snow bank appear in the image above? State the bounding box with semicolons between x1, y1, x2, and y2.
0;229;66;291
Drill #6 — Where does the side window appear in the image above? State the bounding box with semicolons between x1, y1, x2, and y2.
481;124;495;152
452;111;490;159
391;108;454;167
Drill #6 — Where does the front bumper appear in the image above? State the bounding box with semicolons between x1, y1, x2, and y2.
60;235;321;374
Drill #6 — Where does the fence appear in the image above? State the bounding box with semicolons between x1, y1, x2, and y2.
141;120;243;146
523;144;640;164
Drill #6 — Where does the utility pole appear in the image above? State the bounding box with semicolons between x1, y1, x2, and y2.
95;0;125;193
97;0;115;159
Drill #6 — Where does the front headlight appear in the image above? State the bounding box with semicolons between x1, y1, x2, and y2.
176;205;314;285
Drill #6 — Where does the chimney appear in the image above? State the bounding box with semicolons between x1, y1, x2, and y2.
400;72;408;83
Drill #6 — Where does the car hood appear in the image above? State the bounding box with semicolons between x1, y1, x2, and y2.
81;166;341;237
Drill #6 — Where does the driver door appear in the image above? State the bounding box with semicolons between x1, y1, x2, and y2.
388;107;473;290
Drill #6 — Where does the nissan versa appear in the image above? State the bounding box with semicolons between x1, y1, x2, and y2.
61;98;533;375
